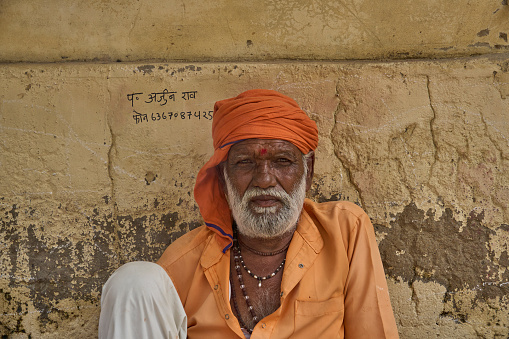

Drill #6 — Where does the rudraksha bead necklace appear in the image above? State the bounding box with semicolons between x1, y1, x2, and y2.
229;268;253;334
232;242;258;334
230;228;290;333
238;236;291;256
236;245;285;288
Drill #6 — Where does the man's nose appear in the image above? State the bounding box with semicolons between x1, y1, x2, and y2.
252;161;276;189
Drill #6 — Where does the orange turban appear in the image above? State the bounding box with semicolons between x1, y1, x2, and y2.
193;89;318;252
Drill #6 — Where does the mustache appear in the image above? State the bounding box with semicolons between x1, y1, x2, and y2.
242;186;290;203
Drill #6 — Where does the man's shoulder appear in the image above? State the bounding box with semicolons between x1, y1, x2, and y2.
157;225;212;269
302;199;374;248
304;198;367;220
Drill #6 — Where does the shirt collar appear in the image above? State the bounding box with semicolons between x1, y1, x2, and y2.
295;199;324;253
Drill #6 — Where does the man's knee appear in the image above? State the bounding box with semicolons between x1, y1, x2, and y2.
101;261;172;301
99;261;187;339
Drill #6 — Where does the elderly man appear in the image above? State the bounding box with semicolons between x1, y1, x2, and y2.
99;89;399;338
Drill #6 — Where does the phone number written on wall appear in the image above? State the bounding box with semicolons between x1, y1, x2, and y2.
127;90;213;124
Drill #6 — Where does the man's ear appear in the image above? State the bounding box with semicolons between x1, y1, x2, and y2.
305;151;315;192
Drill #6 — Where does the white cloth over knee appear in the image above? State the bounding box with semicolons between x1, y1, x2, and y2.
99;261;187;339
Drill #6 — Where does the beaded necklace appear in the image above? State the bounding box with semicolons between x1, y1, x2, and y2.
229;268;254;334
231;234;287;333
238;237;291;256
237;248;285;288
232;243;258;334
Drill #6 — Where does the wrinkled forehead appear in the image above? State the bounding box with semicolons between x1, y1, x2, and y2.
227;139;302;158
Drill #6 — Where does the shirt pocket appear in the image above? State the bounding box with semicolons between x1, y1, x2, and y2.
293;296;344;338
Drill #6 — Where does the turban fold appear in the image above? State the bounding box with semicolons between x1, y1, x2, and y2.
193;89;318;252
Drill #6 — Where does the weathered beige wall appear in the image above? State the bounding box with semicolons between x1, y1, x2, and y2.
1;57;509;338
1;0;509;338
1;0;508;62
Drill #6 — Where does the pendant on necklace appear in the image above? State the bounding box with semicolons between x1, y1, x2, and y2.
258;279;262;288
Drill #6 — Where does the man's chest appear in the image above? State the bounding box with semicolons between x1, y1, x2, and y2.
183;249;348;338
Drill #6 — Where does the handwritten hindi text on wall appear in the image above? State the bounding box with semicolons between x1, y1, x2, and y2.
127;90;213;124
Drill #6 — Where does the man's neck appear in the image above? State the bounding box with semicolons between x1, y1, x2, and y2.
236;228;295;253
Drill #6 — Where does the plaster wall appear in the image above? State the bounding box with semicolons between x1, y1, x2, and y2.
1;57;509;338
0;1;508;62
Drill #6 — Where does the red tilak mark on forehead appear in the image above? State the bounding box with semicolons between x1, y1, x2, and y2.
260;148;267;155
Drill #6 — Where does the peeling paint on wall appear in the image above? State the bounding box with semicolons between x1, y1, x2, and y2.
1;58;508;337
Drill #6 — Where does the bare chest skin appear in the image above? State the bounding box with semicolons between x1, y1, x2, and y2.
229;247;286;331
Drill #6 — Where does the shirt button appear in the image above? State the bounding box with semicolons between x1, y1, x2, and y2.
298;263;304;268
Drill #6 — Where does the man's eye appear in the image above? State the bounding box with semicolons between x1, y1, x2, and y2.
276;158;292;163
237;159;252;164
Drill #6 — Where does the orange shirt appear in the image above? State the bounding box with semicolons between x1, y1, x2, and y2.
157;199;399;338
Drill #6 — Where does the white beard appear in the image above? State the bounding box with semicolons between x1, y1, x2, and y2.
224;169;307;239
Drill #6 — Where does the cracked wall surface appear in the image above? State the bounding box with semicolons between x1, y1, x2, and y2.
1;1;508;62
1;56;509;338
